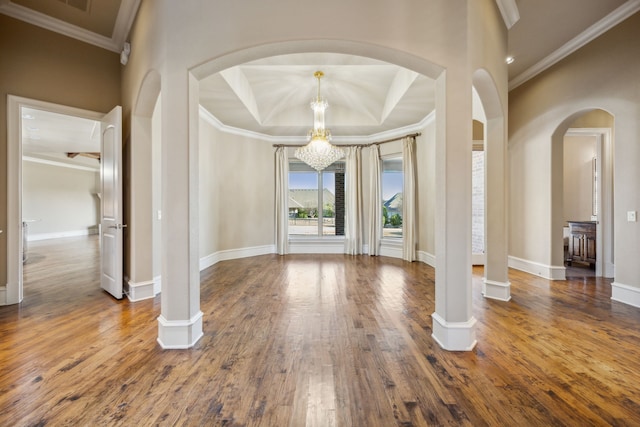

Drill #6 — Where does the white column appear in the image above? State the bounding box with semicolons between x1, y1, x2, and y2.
432;70;477;351
483;116;511;301
157;68;203;349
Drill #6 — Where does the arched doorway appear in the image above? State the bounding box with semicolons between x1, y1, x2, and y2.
551;109;614;278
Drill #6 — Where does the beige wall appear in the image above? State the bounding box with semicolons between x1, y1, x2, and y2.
199;117;276;257
0;14;121;285
417;119;436;257
509;12;640;286
22;161;99;238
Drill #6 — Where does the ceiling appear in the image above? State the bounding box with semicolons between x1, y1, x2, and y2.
3;0;638;154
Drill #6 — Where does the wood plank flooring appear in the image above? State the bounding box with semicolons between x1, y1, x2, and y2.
1;236;640;426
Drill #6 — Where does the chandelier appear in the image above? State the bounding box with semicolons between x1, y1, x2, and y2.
295;71;344;171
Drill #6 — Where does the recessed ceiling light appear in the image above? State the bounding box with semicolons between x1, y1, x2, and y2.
22;114;35;120
506;56;515;64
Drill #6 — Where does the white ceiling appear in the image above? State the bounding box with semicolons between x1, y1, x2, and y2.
199;54;436;139
21;107;100;169
4;0;639;154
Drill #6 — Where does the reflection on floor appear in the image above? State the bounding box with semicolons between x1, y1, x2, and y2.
565;262;596;278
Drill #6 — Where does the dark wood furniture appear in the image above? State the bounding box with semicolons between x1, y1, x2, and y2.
567;221;596;266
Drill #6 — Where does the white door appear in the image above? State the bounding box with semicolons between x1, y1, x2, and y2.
100;106;124;299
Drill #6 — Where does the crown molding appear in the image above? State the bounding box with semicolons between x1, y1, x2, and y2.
509;0;640;91
495;0;520;30
0;0;140;53
199;105;435;145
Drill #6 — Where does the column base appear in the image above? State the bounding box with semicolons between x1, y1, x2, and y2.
431;313;477;351
157;311;204;349
482;279;511;301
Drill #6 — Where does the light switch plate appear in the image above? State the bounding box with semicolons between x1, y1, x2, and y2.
628;211;637;222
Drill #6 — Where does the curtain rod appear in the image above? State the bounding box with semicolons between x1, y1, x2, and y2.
272;132;421;148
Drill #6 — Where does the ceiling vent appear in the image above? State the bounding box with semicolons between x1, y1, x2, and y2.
57;0;90;13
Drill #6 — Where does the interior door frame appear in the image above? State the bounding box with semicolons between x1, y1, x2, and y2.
5;95;105;305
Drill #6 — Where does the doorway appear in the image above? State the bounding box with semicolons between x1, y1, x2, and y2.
6;96;121;305
559;110;614;279
21;106;101;297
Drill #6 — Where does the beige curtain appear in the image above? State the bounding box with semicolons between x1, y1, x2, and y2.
368;145;382;255
402;136;417;261
275;146;289;255
344;146;363;254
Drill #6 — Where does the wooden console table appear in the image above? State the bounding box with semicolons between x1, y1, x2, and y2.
567;221;596;267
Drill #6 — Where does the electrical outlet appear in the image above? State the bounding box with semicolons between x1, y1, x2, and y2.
628;211;637;222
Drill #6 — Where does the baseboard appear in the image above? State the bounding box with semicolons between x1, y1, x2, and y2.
28;228;98;241
417;250;436;268
0;285;6;306
126;279;156;302
508;255;566;280
157;311;204;349
611;282;640;309
154;275;161;295
380;240;403;259
431;312;477;351
483;279;511;301
604;262;615;278
472;253;485;266
288;239;345;255
200;245;275;271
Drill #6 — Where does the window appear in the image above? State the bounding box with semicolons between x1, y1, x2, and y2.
289;161;345;237
382;158;403;238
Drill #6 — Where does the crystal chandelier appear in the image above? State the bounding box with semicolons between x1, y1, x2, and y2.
295;71;344;171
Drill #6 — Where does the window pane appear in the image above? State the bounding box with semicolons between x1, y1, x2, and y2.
289;171;319;236
382;158;403;238
288;161;345;237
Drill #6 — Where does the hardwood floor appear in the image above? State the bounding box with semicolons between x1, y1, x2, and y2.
1;236;640;426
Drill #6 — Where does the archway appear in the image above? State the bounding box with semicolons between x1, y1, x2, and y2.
551;109;614;278
175;40;477;350
127;69;162;300
472;69;509;301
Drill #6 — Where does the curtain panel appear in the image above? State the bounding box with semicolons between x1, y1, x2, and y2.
344;146;363;254
275;146;289;255
367;145;382;256
402;136;417;261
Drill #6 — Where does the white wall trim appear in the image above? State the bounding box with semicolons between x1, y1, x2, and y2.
508;255;566;280
472;253;485;266
154;275;162;296
380;239;403;259
483;279;511;301
431;313;477;351
611;282;640;309
417;250;436;268
495;0;520;30
126;279;156;302
199;245;276;271
28;228;98;242
157;311;204;349
199;105;435;145
509;1;640;90
0;0;141;53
